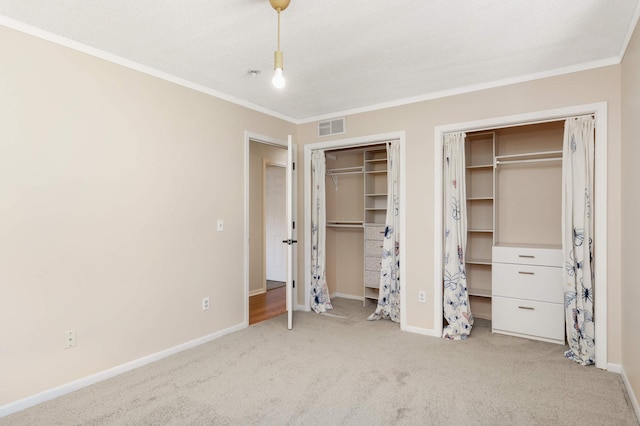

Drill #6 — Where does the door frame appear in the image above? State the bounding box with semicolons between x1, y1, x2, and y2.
303;131;407;329
244;131;297;327
433;102;608;369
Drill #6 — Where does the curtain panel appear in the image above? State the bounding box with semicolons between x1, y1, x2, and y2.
442;132;474;340
562;115;596;365
310;150;332;313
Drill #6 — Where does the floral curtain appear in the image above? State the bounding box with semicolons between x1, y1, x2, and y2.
310;150;332;313
562;115;595;365
442;132;474;340
368;141;401;322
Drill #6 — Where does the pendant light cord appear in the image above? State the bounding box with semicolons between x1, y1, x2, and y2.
277;9;281;52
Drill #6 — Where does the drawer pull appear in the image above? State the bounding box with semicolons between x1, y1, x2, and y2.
518;255;535;258
518;271;535;275
518;306;535;310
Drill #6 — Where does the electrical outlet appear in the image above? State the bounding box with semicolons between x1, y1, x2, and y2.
418;291;426;303
64;329;77;349
202;297;210;311
216;219;224;232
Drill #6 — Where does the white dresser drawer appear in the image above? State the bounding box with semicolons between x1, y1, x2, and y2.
364;270;379;289
364;225;385;241
493;245;562;267
364;239;384;256
365;256;382;272
492;296;565;343
492;263;563;303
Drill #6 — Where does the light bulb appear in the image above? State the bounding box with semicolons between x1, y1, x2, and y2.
272;68;285;89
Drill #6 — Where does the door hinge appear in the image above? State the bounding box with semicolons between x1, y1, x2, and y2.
292;221;295;230
292;162;295;171
293;280;295;288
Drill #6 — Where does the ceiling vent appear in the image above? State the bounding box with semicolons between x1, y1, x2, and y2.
318;117;346;137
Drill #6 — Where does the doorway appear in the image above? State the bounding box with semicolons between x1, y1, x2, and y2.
246;135;291;325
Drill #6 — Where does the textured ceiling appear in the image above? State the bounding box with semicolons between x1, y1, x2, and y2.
0;0;639;122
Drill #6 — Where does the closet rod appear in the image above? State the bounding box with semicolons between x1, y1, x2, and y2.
494;150;562;161
495;157;562;166
326;166;363;175
326;171;362;176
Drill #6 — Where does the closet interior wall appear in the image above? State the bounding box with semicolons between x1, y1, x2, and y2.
324;143;388;301
325;148;365;299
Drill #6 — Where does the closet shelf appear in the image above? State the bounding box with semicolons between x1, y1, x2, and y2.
364;170;387;174
466;258;492;265
468;228;493;233
365;193;387;197
467;164;493;170
365;158;387;163
468;288;491;298
467;196;493;201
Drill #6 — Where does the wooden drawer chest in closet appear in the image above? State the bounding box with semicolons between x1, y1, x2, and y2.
364;225;385;302
492;245;565;344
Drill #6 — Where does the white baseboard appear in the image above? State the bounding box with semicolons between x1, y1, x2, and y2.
331;292;364;301
294;303;309;311
607;362;623;374
249;288;265;297
403;324;442;338
0;322;247;418
620;365;640;422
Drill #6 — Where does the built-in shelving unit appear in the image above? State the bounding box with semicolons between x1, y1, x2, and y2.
363;146;388;305
465;132;496;320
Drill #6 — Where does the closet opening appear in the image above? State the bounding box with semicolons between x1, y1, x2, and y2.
303;132;406;328
434;103;608;368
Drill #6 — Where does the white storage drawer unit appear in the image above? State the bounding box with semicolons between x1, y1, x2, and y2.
364;225;385;303
492;245;565;344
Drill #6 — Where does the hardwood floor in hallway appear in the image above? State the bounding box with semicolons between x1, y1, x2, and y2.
249;286;286;325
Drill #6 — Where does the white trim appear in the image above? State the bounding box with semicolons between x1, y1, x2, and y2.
621;367;640;422
330;292;365;301
403;325;442;338
244;132;289;327
607;363;623;374
619;2;640;60
249;288;266;297
0;321;246;418
304;132;407;330
0;15;628;126
433;103;608;368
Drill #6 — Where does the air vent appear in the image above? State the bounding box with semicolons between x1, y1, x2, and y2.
318;117;346;137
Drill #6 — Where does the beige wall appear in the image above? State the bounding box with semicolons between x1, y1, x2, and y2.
248;142;287;294
621;19;640;411
0;26;294;405
296;65;623;363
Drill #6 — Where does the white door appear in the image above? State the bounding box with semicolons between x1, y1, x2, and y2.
285;135;296;330
265;165;287;282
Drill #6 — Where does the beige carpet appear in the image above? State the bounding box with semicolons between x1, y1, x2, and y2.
2;298;638;425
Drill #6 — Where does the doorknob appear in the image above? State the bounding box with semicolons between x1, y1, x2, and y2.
282;239;298;245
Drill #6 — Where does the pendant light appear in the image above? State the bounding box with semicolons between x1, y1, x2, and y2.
269;0;290;89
